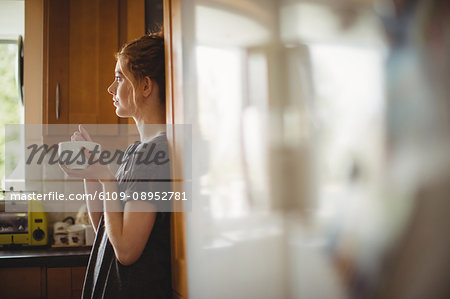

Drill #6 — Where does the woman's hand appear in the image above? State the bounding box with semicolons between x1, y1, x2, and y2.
71;124;92;142
59;125;115;183
59;153;115;182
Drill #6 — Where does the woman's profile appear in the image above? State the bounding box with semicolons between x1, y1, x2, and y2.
60;32;172;298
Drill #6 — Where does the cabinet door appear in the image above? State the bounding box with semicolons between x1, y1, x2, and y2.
0;267;42;299
44;0;120;126
71;266;87;299
47;267;71;299
68;0;120;125
44;0;70;124
47;266;87;299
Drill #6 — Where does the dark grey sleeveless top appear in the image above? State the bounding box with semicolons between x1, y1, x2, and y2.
82;132;172;299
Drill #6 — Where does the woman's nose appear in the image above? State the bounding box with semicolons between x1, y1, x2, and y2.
107;82;116;95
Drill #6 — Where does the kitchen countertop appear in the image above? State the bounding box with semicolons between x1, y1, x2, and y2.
0;246;91;268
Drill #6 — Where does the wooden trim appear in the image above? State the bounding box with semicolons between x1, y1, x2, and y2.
164;0;188;298
42;0;49;124
164;0;174;126
42;0;50;133
25;0;45;125
168;0;183;124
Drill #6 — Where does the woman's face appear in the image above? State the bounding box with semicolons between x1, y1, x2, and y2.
107;60;136;118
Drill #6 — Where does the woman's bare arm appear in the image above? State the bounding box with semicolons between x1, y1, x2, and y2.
101;180;157;266
61;123;156;265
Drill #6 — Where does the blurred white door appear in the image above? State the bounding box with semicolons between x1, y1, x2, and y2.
173;1;389;298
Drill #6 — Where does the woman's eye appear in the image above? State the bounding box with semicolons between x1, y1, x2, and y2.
115;76;122;82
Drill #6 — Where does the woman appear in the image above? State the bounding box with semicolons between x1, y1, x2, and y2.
60;32;172;298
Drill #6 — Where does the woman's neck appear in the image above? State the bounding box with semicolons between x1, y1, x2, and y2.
133;109;166;142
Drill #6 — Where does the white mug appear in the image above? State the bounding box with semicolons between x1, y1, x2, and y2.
58;141;101;169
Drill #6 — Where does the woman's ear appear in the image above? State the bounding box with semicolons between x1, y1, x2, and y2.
142;76;153;97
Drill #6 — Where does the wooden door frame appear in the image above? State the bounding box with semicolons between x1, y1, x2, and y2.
164;0;188;298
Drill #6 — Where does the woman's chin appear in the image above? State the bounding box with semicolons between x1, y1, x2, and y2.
114;108;126;118
115;109;132;119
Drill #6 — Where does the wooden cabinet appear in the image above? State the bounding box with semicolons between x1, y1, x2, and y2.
47;267;71;299
0;267;43;299
47;266;86;299
0;266;86;299
43;0;120;125
70;267;87;299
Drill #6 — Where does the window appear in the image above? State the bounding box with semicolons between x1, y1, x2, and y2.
0;41;24;189
0;0;25;190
